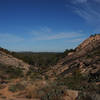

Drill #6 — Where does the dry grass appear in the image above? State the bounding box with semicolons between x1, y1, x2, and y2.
25;80;47;99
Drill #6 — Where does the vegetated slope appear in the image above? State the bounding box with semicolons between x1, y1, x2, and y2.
0;48;30;71
0;34;100;100
43;34;100;100
46;34;100;79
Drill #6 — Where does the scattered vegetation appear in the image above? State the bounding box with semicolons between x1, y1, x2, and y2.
12;52;62;67
56;69;100;93
77;92;92;100
40;85;66;100
0;38;100;100
62;49;75;57
0;47;11;55
0;63;24;80
25;81;66;100
11;49;75;68
26;66;43;81
0;47;75;69
8;83;25;92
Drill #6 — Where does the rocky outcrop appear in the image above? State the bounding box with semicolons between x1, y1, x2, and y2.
64;90;78;100
76;34;100;51
46;34;100;78
0;51;30;71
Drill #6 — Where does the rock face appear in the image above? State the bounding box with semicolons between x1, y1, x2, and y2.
46;34;100;78
0;50;30;71
76;34;100;51
64;90;78;100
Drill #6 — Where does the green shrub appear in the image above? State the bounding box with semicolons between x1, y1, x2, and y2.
44;75;49;80
56;70;86;90
0;64;24;80
27;66;43;81
76;92;98;100
6;67;24;79
37;82;66;100
8;83;25;92
12;52;62;68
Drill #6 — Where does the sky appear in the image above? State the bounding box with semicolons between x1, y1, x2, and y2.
0;0;100;52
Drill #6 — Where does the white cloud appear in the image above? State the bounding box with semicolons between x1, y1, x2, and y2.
35;32;83;40
71;0;100;4
31;26;52;36
75;6;100;23
73;0;87;3
0;29;87;51
0;29;85;44
95;0;100;3
70;37;86;42
68;0;100;31
0;33;24;43
30;27;85;41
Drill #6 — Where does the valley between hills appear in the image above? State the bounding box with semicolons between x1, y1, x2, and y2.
0;34;100;100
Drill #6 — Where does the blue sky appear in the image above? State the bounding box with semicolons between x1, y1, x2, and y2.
0;0;100;52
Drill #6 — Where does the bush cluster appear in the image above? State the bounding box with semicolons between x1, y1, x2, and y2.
8;83;25;92
0;63;24;79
